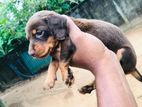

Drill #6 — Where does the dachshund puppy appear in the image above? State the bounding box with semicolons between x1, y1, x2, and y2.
26;12;75;88
25;10;142;94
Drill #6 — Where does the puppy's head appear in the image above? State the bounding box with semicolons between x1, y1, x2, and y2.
25;10;68;58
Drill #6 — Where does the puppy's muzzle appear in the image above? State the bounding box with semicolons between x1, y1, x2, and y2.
28;49;36;57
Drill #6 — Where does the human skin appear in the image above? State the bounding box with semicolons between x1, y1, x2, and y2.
62;15;137;107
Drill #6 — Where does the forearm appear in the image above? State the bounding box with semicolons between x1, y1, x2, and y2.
62;14;137;107
94;51;137;107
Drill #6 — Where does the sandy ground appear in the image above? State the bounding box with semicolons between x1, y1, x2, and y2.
0;20;142;107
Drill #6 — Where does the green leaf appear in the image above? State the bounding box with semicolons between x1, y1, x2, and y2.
0;18;7;25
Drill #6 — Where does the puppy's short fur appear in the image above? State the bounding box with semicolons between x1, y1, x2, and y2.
26;11;76;88
25;10;142;94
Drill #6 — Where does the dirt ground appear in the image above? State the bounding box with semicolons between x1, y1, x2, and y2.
0;19;142;107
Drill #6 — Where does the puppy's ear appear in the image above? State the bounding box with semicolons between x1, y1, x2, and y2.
44;15;68;40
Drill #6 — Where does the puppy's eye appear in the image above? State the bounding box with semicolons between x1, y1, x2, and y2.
36;31;43;35
35;30;44;39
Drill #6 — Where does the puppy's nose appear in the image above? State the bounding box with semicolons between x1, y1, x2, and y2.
28;50;35;57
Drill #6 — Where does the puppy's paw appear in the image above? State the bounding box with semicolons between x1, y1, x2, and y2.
65;75;74;87
43;79;55;90
65;68;75;87
78;85;95;94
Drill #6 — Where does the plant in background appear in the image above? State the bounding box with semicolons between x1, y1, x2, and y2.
46;0;84;13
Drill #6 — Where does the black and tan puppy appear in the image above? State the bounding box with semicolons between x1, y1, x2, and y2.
25;10;142;94
26;11;76;88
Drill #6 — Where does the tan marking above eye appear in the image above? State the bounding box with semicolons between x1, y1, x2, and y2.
32;29;36;35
